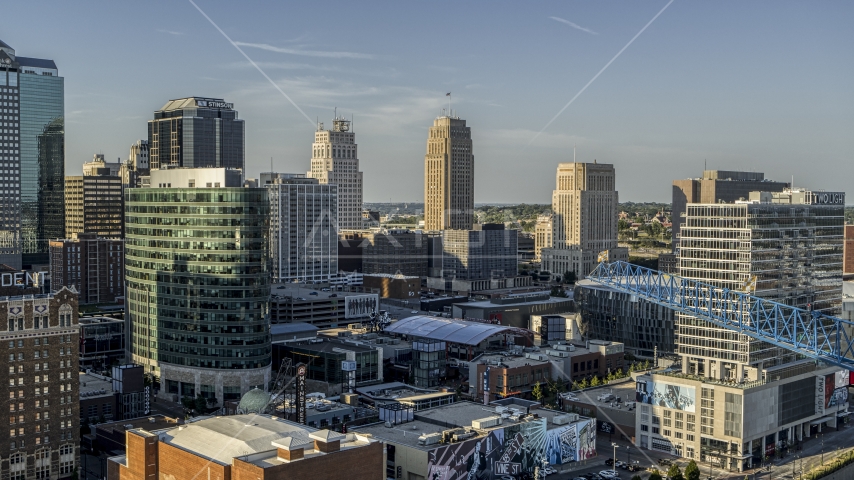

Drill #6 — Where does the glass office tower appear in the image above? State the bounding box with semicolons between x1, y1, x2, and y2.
0;39;64;268
125;168;271;405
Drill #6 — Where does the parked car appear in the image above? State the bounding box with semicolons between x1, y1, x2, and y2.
658;458;672;466
276;285;286;289
411;310;418;314
604;458;615;466
599;470;620;479
615;460;626;469
329;294;338;297
309;291;318;295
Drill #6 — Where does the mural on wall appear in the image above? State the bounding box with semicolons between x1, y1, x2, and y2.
427;429;505;480
427;418;598;480
636;378;696;412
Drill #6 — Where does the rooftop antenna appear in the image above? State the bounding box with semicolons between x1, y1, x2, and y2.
334;106;337;119
446;92;451;117
573;144;576;163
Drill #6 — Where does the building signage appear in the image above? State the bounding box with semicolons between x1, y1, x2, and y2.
1;271;44;287
344;294;380;319
495;462;522;475
811;192;845;205
500;432;524;463
296;364;307;424
482;367;490;404
341;360;357;371
196;100;233;109
143;386;150;415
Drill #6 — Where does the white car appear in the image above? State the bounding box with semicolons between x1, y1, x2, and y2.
411;310;418;314
599;470;620;479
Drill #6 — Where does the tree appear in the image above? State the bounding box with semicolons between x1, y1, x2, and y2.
578;378;589;390
590;376;601;387
549;286;568;298
532;382;543;405
684;459;701;480
195;394;208;414
667;464;684;480
648;470;663;480
562;271;577;284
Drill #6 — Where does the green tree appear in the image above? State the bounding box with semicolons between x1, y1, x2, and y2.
648;470;663;480
618;218;630;231
532;381;543;404
549;286;568;298
562;271;577;284
590;376;601;387
684;459;701;480
181;396;195;411
195;394;208;414
578;378;589;390
667;464;684;480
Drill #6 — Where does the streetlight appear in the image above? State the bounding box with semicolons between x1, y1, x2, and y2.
821;433;824;465
612;442;618;470
626;445;631;468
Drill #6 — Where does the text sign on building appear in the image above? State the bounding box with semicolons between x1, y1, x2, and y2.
296;364;307;424
810;192;845;205
341;360;357;372
1;271;44;287
143;386;150;415
196;100;233;109
495;463;522;475
500;433;524;463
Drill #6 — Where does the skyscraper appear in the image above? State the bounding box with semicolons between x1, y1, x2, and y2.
308;116;363;230
120;139;149;190
540;162;626;277
264;172;338;283
671;170;788;252
65;154;124;238
0;39;64;269
125;168;271;405
424;115;474;231
633;188;848;473
148;97;244;170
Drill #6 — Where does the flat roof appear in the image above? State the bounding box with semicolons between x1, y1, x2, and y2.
474;353;550;369
458;296;573;308
271;323;319;336
278;338;377;354
356;402;587;450
271;283;371;301
383;316;521;346
96;415;181;437
79;372;114;398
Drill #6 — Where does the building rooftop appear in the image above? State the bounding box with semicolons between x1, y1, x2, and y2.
279;337;378;355
473;352;551;369
356;401;587;450
383;316;523;346
147;414;374;467
95;415;182;438
270;322;319;339
79;372;114;399
356;382;441;403
271;283;369;301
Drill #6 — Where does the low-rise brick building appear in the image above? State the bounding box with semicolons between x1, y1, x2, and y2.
107;414;383;480
1;287;80;479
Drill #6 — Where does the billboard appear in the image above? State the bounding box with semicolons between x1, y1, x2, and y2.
636;378;696;412
344;294;380;319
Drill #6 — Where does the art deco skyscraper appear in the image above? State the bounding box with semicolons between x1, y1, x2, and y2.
308;116;363;230
0;39;64;269
540;162;626;277
424;115;474;231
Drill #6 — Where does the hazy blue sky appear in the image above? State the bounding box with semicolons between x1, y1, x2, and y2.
5;1;852;203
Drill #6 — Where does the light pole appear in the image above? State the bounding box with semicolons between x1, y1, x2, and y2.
612;442;618;470
821;433;824;465
626;445;631;468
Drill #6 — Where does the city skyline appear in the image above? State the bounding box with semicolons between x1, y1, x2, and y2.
2;1;851;203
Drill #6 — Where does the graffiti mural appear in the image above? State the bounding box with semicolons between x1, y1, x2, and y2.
426;417;598;479
427;429;505;480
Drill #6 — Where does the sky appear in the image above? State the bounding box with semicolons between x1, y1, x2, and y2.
4;1;853;203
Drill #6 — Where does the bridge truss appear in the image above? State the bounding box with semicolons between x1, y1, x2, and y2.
587;261;854;370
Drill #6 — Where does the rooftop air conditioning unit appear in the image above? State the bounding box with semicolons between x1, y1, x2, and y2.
418;433;442;446
453;431;476;442
472;416;502;429
552;414;571;425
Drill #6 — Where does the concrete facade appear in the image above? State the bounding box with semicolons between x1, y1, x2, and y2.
308;117;363;230
424;116;474;231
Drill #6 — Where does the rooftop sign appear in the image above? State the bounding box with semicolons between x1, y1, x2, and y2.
196;100;233;109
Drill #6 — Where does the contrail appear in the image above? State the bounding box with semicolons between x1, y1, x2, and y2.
531;0;675;145
188;0;316;126
550;16;598;35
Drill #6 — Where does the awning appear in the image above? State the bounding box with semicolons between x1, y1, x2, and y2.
810;416;835;425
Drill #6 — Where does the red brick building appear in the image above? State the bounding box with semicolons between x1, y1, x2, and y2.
49;233;123;304
107;414;384;480
1;287;80;479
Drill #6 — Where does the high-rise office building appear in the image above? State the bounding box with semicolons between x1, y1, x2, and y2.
634;188;848;473
441;224;517;281
50;232;124;304
308;116;363;230
671;170;788;252
120;140;149;190
0;39;64;269
534;213;553;262
148;97;244;170
264;172;338;283
1;287;80;479
424;115;474;231
65;154;124;239
540;162;626;277
125;168;271;405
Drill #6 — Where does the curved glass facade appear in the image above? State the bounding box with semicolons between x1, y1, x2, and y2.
125;188;271;372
